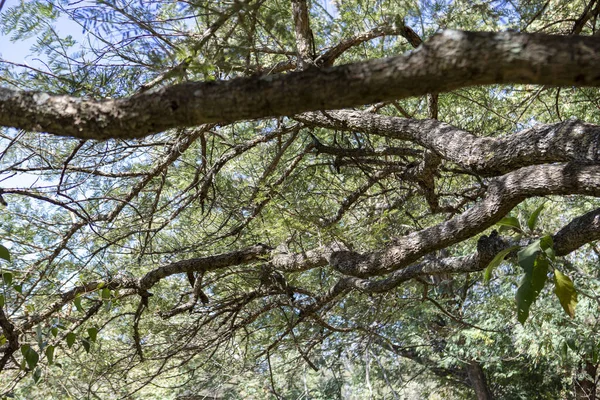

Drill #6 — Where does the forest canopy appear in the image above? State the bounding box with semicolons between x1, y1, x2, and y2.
1;0;600;399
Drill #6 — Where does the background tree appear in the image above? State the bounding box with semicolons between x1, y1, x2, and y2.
1;0;600;398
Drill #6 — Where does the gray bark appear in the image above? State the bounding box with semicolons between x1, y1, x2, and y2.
2;31;600;139
297;110;600;177
291;0;314;70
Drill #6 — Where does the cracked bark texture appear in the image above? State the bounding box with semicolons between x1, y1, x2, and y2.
1;31;600;139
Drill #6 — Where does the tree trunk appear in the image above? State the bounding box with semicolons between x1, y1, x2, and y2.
466;361;493;400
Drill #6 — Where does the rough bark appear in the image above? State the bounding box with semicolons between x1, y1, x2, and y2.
326;164;600;277
466;361;494;400
2;31;600;139
291;0;314;70
297;110;600;177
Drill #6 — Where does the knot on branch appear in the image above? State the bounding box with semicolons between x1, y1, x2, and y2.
329;250;372;277
476;230;508;266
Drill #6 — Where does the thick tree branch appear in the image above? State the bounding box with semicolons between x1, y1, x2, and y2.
336;205;600;293
291;0;315;69
309;164;600;277
298;110;600;176
2;31;600;139
138;244;272;290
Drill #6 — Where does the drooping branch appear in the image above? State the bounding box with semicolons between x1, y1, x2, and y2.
2;31;600;139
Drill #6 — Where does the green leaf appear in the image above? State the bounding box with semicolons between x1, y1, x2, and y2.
20;345;39;370
81;338;91;353
66;332;76;348
45;345;55;365
484;246;519;283
0;294;4;308
73;296;83;312
516;257;549;324
0;335;6;346
527;202;546;232
2;272;13;286
50;327;58;337
497;216;522;233
32;367;42;383
517;239;541;273
0;245;10;262
539;235;555;261
13;284;22;294
101;288;111;300
554;269;577;318
87;327;98;342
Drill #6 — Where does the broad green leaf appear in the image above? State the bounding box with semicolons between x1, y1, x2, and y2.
539;235;555;261
517;239;541;273
101;288;111;300
0;335;6;346
73;296;83;312
554;269;577;318
516;257;549;324
13;284;22;294
0;245;10;262
32;367;42;383
484;246;519;283
531;258;549;294
2;272;12;286
81;338;91;353
45;345;55;365
497;216;522;233
0;294;4;308
20;345;39;370
66;332;76;348
50;327;58;337
527;203;546;232
87;327;98;342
